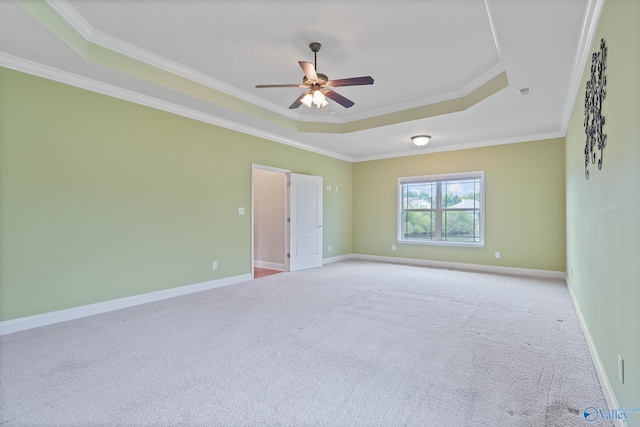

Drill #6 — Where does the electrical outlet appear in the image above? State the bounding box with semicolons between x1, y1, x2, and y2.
328;245;332;252
238;207;245;215
618;355;624;384
335;186;339;192
326;185;331;191
495;251;501;259
212;261;217;270
392;245;396;251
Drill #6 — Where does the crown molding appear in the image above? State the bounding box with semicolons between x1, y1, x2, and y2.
43;0;507;127
484;0;503;61
45;0;292;117
47;0;94;38
352;130;565;163
2;50;559;165
1;52;564;165
340;0;505;123
560;0;606;134
0;53;354;163
344;62;506;123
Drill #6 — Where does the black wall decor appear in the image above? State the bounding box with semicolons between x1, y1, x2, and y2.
584;38;607;180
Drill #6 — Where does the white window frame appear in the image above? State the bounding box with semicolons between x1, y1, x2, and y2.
397;171;485;247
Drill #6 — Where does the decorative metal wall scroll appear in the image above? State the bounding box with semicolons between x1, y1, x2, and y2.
584;38;607;180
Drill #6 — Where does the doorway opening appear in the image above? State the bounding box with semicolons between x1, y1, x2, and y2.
251;164;324;280
252;165;289;279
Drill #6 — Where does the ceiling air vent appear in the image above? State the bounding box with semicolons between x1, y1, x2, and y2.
519;86;533;96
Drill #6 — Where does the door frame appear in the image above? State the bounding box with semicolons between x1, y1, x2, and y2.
251;164;291;279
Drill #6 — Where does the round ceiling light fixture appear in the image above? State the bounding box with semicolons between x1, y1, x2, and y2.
411;135;431;147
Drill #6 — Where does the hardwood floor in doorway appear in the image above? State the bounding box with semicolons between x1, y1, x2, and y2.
254;267;282;279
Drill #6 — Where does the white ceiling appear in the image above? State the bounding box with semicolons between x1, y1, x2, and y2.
0;0;599;162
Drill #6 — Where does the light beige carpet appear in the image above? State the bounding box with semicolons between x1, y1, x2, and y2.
0;260;610;426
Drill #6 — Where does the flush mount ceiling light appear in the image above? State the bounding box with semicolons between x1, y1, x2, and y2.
411;135;431;147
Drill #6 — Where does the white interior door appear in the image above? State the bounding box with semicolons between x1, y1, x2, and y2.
289;173;323;272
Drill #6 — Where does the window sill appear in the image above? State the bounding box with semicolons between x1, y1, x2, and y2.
398;239;485;248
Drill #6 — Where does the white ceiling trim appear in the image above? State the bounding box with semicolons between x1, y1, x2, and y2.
5;0;603;164
559;0;606;134
353;0;507;124
0;51;571;165
47;0;93;38
0;52;354;163
353;130;565;163
45;0;289;116
43;0;507;126
484;0;503;61
341;62;506;123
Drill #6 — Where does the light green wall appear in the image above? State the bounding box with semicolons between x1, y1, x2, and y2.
565;0;640;418
353;139;566;271
0;68;352;321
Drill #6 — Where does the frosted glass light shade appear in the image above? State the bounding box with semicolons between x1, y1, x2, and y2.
301;92;313;108
411;135;431;146
312;89;326;106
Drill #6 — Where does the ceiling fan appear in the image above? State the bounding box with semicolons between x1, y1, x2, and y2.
255;42;374;109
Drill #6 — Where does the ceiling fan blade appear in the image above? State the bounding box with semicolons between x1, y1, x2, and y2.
324;90;355;108
329;76;374;87
299;61;318;81
289;94;303;109
255;84;303;88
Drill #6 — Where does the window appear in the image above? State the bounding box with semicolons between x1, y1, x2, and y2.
398;171;484;246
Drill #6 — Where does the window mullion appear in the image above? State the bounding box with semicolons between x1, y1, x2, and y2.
435;181;442;240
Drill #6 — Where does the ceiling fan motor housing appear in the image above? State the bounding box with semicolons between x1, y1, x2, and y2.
304;73;329;86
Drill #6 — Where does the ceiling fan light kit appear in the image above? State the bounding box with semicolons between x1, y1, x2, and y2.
255;42;374;110
300;92;313;108
412;135;431;147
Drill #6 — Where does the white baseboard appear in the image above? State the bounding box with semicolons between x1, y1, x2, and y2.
0;274;252;336
0;256;564;336
351;253;566;279
253;260;284;271
323;254;353;265
566;276;624;427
